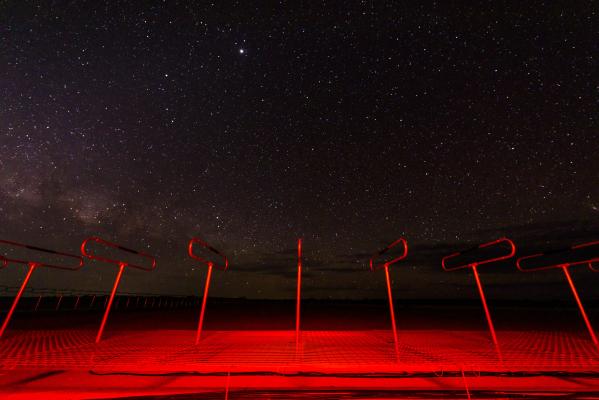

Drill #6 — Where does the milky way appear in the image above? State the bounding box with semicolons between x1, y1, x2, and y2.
1;2;598;300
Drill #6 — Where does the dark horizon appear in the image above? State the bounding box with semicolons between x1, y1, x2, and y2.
1;223;599;301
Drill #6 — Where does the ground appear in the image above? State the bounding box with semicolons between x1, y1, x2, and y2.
0;300;597;398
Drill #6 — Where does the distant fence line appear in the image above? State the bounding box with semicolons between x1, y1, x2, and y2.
0;285;202;312
0;284;197;298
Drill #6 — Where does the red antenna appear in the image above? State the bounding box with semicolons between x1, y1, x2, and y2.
369;237;408;362
81;237;156;343
0;239;83;339
442;238;516;355
188;237;228;344
296;238;302;351
516;240;599;346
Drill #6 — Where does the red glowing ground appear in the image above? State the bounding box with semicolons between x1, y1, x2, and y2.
0;304;598;398
1;328;599;373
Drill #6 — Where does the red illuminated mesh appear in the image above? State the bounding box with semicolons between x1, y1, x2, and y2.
188;237;228;271
369;238;408;271
442;238;516;271
517;240;599;272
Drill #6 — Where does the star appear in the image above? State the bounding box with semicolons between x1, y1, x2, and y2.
0;2;597;301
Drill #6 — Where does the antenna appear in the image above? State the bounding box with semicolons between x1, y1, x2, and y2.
188;237;229;344
442;238;516;358
368;237;408;361
516;240;599;346
0;239;83;339
81;236;156;343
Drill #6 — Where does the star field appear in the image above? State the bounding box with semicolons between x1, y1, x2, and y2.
1;1;598;300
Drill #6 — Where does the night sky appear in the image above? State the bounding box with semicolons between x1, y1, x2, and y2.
1;1;598;301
